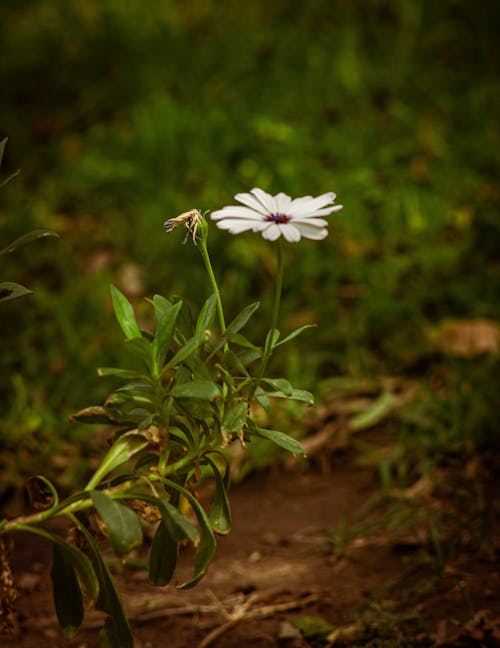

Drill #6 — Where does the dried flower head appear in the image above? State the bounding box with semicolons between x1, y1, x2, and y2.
164;209;203;244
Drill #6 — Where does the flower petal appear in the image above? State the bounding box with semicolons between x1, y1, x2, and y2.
261;223;282;240
274;192;292;214
291;217;328;227
211;206;263;221
287;192;337;216
293;222;328;240
280;224;302;242
234;192;269;215
249;188;278;214
214;219;258;234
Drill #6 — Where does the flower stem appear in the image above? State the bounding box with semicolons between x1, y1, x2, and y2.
251;241;284;399
198;236;226;335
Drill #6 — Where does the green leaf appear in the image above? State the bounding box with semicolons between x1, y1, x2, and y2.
195;293;218;336
222;401;248;434
254;427;305;456
274;324;317;347
0;282;32;302
15;524;98;603
230;333;261;350
163;331;205;372
125;336;153;369
349;391;396;430
226;302;260;336
221;348;250;376
91;491;142;556
97;367;149;380
0;229;59;257
204;455;231;534
164;479;217;589
153;300;183;372
85;430;150;489
264;388;314;405
70;406;123;425
261;378;293;396
110;284;141;340
170;380;220;400
149;519;178;585
151;294;173;319
117;492;199;543
264;328;280;353
51;542;84;640
76;523;133;648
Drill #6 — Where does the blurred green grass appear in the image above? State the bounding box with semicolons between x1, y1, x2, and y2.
0;1;499;478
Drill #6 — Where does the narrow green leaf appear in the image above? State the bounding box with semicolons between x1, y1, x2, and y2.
195;293;218;336
153;300;183;371
97;367;149;380
125;337;153;370
254;428;305;456
0;282;32;302
264;388;314;405
164;479;217;589
91;491;142;556
237;349;262;366
349;391;396;430
149;519;178;585
204;455;231;534
261;378;293;396
274;324;317;347
170;380;220;400
222;401;247;434
163;331;204;372
85;430;149;489
110;284;141;340
0;229;59;257
230;333;261;350
221;348;250;376
226;302;260;336
264;328;280;353
116;493;199;543
15;525;98;603
51;542;84;640
70;406;122;425
151;294;173;319
76;523;133;648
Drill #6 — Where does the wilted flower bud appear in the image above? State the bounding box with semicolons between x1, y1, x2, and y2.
164;209;205;245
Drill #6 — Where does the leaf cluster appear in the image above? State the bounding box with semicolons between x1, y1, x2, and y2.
1;285;310;646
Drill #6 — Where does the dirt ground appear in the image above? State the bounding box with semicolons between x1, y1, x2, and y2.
2;442;499;648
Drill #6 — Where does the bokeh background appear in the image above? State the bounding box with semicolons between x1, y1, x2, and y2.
1;0;499;489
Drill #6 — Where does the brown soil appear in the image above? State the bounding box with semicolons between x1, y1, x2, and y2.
2;446;499;648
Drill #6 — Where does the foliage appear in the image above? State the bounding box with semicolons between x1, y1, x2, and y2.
0;1;498;462
0;139;58;303
0;214;313;643
0;2;499;641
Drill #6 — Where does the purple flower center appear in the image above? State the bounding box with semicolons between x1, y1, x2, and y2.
264;213;291;224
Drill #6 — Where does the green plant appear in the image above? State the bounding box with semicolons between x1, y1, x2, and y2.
0;191;339;645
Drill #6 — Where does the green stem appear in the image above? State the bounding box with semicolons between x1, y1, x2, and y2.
250;241;284;399
198;236;226;335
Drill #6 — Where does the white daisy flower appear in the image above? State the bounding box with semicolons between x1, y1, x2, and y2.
210;188;342;242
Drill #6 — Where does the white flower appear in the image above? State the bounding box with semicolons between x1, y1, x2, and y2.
210;188;342;242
